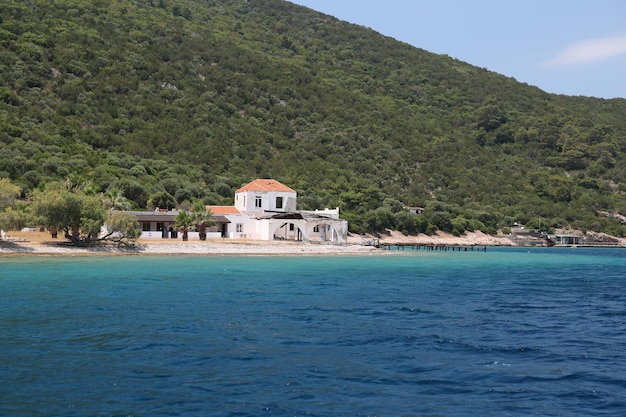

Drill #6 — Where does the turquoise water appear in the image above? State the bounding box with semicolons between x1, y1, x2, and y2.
1;248;625;416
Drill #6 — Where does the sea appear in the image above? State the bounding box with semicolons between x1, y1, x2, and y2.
1;247;625;417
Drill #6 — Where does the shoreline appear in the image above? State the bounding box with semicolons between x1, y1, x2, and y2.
0;241;382;257
1;230;506;257
0;231;381;257
2;230;623;257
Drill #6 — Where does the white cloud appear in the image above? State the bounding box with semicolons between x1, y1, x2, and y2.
543;35;626;67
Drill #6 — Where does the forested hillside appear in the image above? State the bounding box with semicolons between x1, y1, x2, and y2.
1;0;626;236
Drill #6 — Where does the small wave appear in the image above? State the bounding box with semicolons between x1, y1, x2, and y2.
399;306;434;314
486;361;512;369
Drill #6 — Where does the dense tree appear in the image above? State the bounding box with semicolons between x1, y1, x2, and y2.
0;207;26;234
30;182;107;246
29;182;142;246
147;191;176;210
0;179;26;234
0;0;625;237
0;179;21;211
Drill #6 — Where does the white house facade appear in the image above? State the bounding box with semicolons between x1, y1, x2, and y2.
234;179;297;213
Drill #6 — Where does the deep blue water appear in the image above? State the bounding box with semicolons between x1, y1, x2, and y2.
1;248;626;416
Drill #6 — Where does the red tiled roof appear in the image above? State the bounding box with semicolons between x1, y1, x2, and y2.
207;205;241;215
235;179;295;193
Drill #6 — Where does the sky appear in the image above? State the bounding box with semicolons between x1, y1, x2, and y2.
288;1;626;99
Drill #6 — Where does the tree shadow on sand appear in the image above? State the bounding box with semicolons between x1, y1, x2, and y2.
0;240;36;253
39;241;146;254
0;240;146;254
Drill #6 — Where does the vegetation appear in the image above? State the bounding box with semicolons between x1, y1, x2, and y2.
0;178;25;232
1;0;625;237
104;210;142;245
191;202;216;240
173;210;194;241
29;181;140;246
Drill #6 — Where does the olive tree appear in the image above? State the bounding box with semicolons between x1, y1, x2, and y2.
30;182;140;246
30;182;106;246
0;178;21;210
0;179;25;234
0;207;26;234
104;211;141;246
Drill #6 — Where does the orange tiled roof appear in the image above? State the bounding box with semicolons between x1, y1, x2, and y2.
207;205;241;215
235;179;295;193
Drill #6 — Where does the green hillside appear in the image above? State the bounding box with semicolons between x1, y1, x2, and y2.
1;0;626;236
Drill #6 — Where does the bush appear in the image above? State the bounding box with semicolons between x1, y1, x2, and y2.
147;191;176;210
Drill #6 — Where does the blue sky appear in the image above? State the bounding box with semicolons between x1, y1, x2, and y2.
288;1;626;99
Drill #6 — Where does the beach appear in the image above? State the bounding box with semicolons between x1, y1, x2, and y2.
0;230;520;256
0;231;377;256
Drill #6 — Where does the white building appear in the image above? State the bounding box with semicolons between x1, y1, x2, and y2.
135;179;348;244
234;178;297;212
211;179;348;244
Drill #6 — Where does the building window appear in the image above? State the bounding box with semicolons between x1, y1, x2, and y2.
255;196;262;208
289;223;295;231
276;196;283;209
236;223;243;233
313;225;319;232
142;222;151;231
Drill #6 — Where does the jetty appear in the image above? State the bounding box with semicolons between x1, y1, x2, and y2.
377;242;487;252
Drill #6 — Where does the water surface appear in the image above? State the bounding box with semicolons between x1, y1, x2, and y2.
2;248;625;416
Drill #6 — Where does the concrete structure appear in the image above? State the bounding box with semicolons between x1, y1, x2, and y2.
133;179;348;244
549;234;583;246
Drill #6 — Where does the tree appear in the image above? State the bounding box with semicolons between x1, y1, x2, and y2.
174;188;193;204
0;178;21;211
147;191;177;210
191;202;216;241
393;210;418;234
116;179;148;208
0;179;24;235
364;207;395;233
104;211;141;246
30;182;107;246
103;190;133;211
173;210;194;241
0;207;26;234
475;102;506;132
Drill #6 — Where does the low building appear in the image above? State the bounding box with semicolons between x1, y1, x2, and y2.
130;209;230;240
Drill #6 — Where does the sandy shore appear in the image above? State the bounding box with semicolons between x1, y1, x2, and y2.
0;230;517;257
0;231;379;256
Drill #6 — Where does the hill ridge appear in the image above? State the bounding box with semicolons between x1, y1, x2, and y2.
1;0;625;236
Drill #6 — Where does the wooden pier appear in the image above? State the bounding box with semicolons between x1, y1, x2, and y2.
377;242;487;252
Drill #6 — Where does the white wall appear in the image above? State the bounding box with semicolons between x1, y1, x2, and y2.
235;190;297;212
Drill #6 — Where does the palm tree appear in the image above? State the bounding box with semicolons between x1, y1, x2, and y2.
191;202;216;241
103;190;133;211
173;210;194;241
